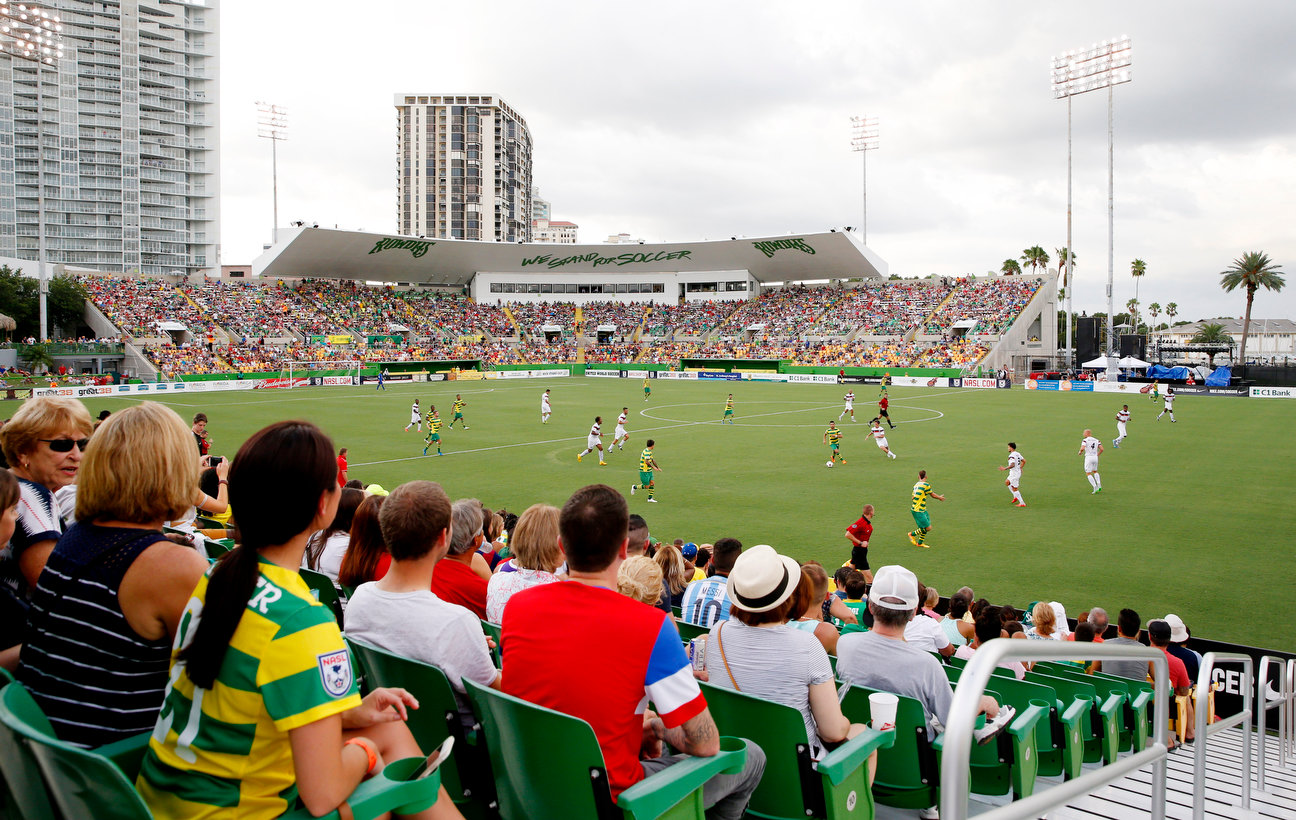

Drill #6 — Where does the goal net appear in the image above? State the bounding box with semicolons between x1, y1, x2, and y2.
279;360;364;388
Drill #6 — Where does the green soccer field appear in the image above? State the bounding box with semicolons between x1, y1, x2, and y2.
78;378;1296;650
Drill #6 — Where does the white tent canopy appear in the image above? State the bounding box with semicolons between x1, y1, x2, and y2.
1117;356;1151;369
1081;355;1110;369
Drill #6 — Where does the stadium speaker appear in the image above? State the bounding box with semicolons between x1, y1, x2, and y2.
1119;334;1146;360
1076;317;1100;363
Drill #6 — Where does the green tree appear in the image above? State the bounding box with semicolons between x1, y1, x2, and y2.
1000;259;1021;276
1126;298;1140;329
1055;247;1077;289
21;342;56;374
1219;251;1285;365
0;265;88;340
1190;322;1233;367
1148;302;1161;330
1020;246;1049;277
1165;302;1178;324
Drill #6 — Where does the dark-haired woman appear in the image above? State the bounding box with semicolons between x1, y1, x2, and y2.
305;486;364;581
138;420;461;819
338;494;391;589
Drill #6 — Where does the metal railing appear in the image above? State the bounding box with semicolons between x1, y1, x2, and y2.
941;640;1170;820
1193;652;1252;820
1289;659;1296;764
1257;655;1289;791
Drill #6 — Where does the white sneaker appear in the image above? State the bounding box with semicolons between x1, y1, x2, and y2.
974;705;1016;745
918;807;939;820
630;485;636;496
647;498;658;503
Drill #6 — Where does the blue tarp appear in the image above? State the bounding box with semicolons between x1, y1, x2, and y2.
1146;365;1193;380
1205;366;1232;387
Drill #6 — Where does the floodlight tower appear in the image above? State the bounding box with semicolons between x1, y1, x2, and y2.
1;0;64;342
850;116;879;244
257;101;289;244
1051;36;1132;376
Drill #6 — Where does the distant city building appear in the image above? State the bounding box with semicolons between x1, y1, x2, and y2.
532;187;550;222
0;0;220;275
1153;318;1296;362
394;94;533;242
532;218;577;244
606;232;644;244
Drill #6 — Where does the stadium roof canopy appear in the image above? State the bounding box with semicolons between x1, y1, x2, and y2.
252;227;888;286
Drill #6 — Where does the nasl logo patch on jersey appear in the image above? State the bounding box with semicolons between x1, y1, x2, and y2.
317;650;353;698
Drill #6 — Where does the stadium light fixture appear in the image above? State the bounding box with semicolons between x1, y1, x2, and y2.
850;115;879;244
1051;36;1132;376
1;0;64;344
257;101;289;244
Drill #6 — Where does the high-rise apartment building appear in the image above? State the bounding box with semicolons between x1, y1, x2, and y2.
532;187;550;222
395;94;532;242
0;0;220;276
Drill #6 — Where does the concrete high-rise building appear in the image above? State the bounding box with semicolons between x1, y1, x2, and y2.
395;93;532;242
532;187;550;222
0;0;220;276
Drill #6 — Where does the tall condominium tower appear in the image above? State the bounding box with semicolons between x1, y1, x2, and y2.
395;93;532;243
0;0;220;276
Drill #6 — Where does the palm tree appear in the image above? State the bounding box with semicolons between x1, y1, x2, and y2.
1219;251;1285;365
1055;247;1077;287
1165;302;1178;324
1130;258;1146;322
21;342;55;375
1000;259;1021;276
1020;246;1050;277
1126;298;1140;329
1190;322;1233;367
1148;302;1161;330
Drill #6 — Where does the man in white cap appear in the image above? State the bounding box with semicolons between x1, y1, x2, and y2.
1163;614;1201;682
837;565;1009;740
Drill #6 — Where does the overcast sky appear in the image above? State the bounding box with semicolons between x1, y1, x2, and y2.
217;0;1296;323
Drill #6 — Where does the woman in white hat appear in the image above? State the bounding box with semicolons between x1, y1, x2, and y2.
705;545;868;763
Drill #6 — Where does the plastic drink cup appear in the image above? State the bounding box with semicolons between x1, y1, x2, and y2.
868;692;898;731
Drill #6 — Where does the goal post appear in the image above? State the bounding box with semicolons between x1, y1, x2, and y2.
281;360;364;387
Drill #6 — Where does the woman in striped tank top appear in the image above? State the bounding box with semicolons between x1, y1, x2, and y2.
17;402;210;748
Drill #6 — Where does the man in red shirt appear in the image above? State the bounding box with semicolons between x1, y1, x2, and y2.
429;499;490;619
336;447;348;486
844;503;875;582
878;395;895;429
501;484;764;815
1149;619;1195;743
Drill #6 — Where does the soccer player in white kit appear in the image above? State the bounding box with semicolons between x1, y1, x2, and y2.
577;416;607;465
839;391;856;421
1156;389;1176;422
612;407;629;451
1078;428;1103;494
541;389;552;424
403;399;421;432
997;442;1026;506
869;417;897;459
1114;404;1131;447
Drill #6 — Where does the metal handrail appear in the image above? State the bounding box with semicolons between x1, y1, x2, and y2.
1289;659;1296;763
1257;655;1288;791
940;640;1170;820
1194;652;1253;820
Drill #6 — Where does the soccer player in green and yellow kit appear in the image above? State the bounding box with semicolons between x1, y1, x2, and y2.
643;377;652;402
907;469;946;548
823;420;845;465
722;394;735;424
630;438;662;502
448;394;469;429
423;405;443;456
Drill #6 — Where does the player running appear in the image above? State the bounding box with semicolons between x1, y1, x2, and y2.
403;398;421;432
839;391;856;422
643;376;652;402
869;417;897;459
612;407;630;451
1114;404;1131;447
878;394;896;428
1156;388;1176;423
541;389;552;424
577;416;607;465
997;442;1026;506
844;503;875;582
722;394;735;424
423;406;444;456
447;394;469;429
880;372;891;397
630;439;662;502
823;420;845;465
1149;380;1161;403
1078;428;1104;494
907;469;945;548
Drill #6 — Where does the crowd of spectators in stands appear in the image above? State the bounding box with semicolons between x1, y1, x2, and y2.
507;301;578;338
715;286;838;337
810;280;954;336
925;277;1041;337
579;302;647;336
80;276;216;338
584;343;644;364
792;341;927;367
183;280;296;338
644;301;738;337
909;339;990;368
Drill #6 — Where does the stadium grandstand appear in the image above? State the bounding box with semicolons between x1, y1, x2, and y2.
42;227;1060;381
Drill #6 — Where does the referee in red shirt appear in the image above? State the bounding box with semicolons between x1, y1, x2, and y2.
878;395;895;429
845;504;875;582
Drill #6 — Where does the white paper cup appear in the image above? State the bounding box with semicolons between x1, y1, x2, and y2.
869;692;898;732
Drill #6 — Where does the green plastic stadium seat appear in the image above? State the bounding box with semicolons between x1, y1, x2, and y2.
946;668;1084;780
699;681;894;819
479;619;503;668
462;677;750;820
0;672;58;820
938;667;1051;798
1035;665;1149;752
838;685;941;810
0;680;441;820
1026;672;1122;765
299;567;344;624
675;620;709;642
346;637;492;814
202;538;230;561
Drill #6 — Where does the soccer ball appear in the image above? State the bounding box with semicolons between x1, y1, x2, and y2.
826;460;835;468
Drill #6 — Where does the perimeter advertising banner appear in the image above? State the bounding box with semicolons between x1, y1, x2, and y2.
1250;386;1296;398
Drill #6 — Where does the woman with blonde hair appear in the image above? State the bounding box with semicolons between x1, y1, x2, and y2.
654;542;689;612
15;402;209;748
484;503;562;623
1025;600;1060;640
617;555;663;606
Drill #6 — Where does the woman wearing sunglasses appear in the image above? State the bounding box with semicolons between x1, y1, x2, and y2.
0;396;93;650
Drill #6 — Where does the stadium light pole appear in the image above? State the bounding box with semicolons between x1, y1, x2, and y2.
850;116;879;244
257;101;288;245
1;0;64;343
1052;36;1131;375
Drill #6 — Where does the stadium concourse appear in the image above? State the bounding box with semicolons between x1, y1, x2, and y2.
66;227;1056;383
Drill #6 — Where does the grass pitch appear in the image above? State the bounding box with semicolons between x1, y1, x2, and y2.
79;378;1296;650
